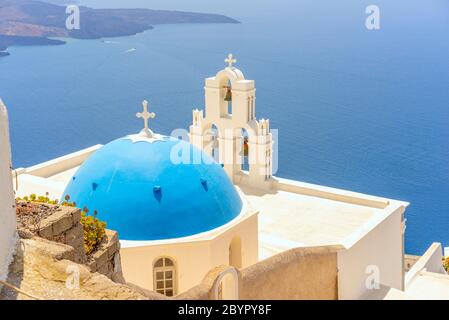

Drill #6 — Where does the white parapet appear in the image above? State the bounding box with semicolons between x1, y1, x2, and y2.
0;99;17;282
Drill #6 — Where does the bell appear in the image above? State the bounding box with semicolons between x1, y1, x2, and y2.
243;138;249;157
224;87;232;102
239;138;249;157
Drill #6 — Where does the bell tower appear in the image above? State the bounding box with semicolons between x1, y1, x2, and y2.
190;54;273;188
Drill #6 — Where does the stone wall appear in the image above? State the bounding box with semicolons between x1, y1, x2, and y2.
179;246;340;300
86;230;123;282
240;246;339;300
18;203;122;281
0;99;18;283
33;206;86;264
1;237;165;300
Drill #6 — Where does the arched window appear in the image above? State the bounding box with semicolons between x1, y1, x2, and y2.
153;257;176;297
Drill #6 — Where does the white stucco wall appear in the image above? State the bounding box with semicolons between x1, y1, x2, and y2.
119;212;258;294
337;205;406;300
405;242;447;287
0;99;17;281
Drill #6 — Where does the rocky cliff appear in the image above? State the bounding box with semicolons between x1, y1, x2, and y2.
0;0;239;56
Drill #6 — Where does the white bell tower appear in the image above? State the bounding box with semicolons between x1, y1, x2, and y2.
190;54;273;188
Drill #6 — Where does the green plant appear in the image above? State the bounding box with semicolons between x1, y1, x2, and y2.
80;207;106;255
443;257;449;273
17;193;106;255
63;196;107;255
60;194;76;207
16;192;59;205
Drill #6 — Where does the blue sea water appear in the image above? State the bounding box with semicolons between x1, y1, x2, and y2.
0;0;448;254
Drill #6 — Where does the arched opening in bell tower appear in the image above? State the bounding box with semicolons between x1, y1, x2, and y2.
239;128;250;172
204;124;220;163
225;79;233;116
217;74;233;119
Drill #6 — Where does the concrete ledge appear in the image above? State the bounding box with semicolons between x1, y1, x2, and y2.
14;174;66;200
25;145;102;178
405;242;446;287
272;177;393;209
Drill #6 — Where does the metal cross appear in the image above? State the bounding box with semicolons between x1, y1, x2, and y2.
225;53;237;68
136;100;155;132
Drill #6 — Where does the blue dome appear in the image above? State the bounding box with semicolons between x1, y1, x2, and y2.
62;136;242;241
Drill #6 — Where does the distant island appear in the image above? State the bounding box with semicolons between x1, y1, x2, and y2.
0;0;239;57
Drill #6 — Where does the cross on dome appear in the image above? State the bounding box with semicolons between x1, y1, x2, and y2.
136;100;156;136
225;53;237;68
125;100;165;143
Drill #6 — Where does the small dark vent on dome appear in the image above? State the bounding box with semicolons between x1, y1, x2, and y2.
200;178;208;192
153;186;162;203
92;182;98;191
72;176;76;181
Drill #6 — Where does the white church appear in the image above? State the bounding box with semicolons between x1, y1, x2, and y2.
1;55;449;300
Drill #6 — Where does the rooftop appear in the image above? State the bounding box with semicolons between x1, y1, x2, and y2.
13;145;408;261
238;179;407;260
363;243;449;300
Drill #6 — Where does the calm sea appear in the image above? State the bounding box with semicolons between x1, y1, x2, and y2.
0;0;448;254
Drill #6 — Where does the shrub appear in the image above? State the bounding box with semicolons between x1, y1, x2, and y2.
80;208;106;255
444;257;449;273
16;192;58;205
62;196;107;255
17;193;107;256
61;194;76;207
